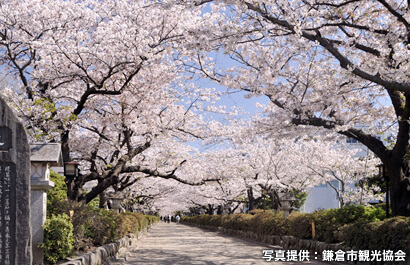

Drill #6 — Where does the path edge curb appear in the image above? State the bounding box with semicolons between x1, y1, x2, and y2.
58;224;154;265
182;223;355;265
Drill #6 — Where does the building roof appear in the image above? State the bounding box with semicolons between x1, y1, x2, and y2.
30;143;63;166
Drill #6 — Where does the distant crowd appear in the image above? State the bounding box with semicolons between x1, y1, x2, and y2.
160;215;180;224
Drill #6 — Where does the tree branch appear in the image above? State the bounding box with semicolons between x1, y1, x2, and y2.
244;1;410;94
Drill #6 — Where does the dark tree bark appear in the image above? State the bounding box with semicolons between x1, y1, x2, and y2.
247;187;263;212
204;204;215;215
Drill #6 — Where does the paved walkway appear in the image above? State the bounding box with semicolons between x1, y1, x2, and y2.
121;222;326;265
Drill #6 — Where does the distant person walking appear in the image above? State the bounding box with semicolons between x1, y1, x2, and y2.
176;215;180;224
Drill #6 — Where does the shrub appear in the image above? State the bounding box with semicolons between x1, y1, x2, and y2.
311;209;339;242
46;194;159;251
43;171;160;257
46;170;70;218
77;207;119;247
114;212;150;238
41;214;74;264
222;214;253;231
305;205;387;243
287;212;314;239
253;212;286;236
182;205;398;246
72;207;157;249
47;170;67;202
339;217;410;254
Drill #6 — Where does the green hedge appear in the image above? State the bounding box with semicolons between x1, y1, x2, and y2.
285;205;387;242
48;200;159;251
339;217;410;254
182;211;286;236
182;205;410;252
45;171;159;260
44;201;159;260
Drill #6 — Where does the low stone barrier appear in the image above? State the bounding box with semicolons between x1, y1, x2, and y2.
187;224;352;264
59;225;151;265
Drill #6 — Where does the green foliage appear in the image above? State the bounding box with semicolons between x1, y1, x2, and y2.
46;170;69;218
73;205;119;248
183;205;403;248
31;98;59;140
114;212;159;238
290;190;308;211
33;98;57;116
80;190;100;209
357;174;387;195
252;212;286;236
68;203;159;251
47;170;67;201
301;204;387;242
339;217;410;254
146;215;160;224
182;212;286;236
46;198;159;253
257;197;274;210
41;214;74;264
223;214;254;231
44;171;159;254
287;212;314;239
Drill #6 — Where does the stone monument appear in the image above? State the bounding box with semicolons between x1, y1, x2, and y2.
0;96;32;264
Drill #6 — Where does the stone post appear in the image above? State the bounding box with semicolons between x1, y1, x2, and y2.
30;164;54;265
279;192;296;217
0;96;32;265
30;143;62;265
108;194;125;213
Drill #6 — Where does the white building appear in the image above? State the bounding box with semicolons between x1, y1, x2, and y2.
300;129;394;213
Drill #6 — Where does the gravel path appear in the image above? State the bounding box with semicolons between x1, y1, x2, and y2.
120;222;326;265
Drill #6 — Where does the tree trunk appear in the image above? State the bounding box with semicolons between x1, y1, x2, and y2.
247;187;263;211
65;179;75;201
247;188;257;211
99;190;108;209
61;130;80;201
205;204;214;215
61;130;70;164
268;190;281;212
388;160;410;217
217;205;223;215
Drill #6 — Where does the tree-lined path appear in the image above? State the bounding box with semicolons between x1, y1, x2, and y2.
120;223;325;265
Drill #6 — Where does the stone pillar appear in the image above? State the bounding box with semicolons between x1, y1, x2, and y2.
29;143;62;264
30;174;54;265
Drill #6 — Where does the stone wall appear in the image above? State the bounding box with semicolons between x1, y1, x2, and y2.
187;223;354;264
59;226;151;265
188;223;410;265
204;224;348;252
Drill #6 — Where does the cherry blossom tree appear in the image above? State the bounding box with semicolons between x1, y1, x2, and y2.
183;0;410;216
1;0;404;215
0;0;220;204
162;149;247;214
178;133;380;215
299;138;381;206
229;136;378;211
